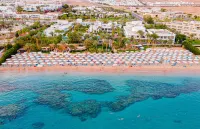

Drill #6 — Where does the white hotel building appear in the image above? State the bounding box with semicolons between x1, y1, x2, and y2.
124;21;176;44
88;21;122;33
162;21;200;39
44;20;73;37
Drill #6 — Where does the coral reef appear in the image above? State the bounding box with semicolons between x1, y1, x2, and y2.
35;90;70;109
66;100;101;121
59;79;114;94
107;79;200;112
0;104;25;121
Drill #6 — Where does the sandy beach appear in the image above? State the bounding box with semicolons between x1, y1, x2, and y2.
1;65;200;76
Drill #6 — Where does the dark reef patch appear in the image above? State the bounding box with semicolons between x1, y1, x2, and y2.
35;90;71;109
33;79;112;121
32;122;45;129
107;79;200;112
107;94;149;112
66;100;101;121
0;104;26;122
58;79;115;94
173;120;182;124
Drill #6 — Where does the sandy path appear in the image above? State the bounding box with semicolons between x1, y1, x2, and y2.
1;65;200;76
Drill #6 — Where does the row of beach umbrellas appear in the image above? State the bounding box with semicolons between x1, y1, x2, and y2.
1;49;200;67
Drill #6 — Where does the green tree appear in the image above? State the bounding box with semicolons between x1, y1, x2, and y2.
62;4;69;9
84;38;94;50
189;33;195;40
151;33;159;46
161;8;167;12
102;39;109;52
84;38;98;52
31;22;41;29
175;33;186;44
146;33;152;46
67;31;82;43
17;6;23;13
144;15;154;24
23;43;36;52
137;30;145;44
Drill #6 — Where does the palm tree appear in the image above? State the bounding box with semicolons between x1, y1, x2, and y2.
189;34;195;40
58;43;67;52
17;6;23;14
33;32;42;50
0;18;5;30
23;43;35;53
50;32;54;37
8;28;12;36
93;40;98;53
146;33;152;46
137;30;144;44
100;33;106;40
103;39;109;52
49;44;55;51
151;33;159;47
167;39;173;47
116;27;122;37
37;6;41;13
112;26;115;37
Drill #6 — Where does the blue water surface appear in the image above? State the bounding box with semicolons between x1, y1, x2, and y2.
0;71;200;129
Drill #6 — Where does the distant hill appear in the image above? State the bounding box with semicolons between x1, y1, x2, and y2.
141;0;200;3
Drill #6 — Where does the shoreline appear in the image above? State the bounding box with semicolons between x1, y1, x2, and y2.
1;65;200;76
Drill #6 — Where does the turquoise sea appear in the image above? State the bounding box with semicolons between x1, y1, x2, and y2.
0;71;200;129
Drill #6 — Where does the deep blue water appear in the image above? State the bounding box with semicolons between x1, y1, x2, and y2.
0;71;200;129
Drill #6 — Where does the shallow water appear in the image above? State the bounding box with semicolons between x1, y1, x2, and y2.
0;71;200;129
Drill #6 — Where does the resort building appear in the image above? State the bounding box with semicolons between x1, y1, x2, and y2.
40;4;62;12
88;21;102;33
124;21;176;44
14;0;62;6
101;22;113;33
146;1;197;7
44;20;73;37
0;0;16;5
144;11;186;20
39;0;62;5
89;0;144;6
0;6;15;18
23;5;37;12
162;21;200;39
137;7;187;21
72;7;87;11
0;12;58;20
88;21;121;33
147;29;176;43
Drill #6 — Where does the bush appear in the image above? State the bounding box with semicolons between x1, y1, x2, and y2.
175;33;186;44
183;40;200;55
0;43;21;65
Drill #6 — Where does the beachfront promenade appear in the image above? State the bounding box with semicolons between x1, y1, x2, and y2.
1;49;200;67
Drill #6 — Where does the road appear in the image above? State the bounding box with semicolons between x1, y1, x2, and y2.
132;12;143;21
